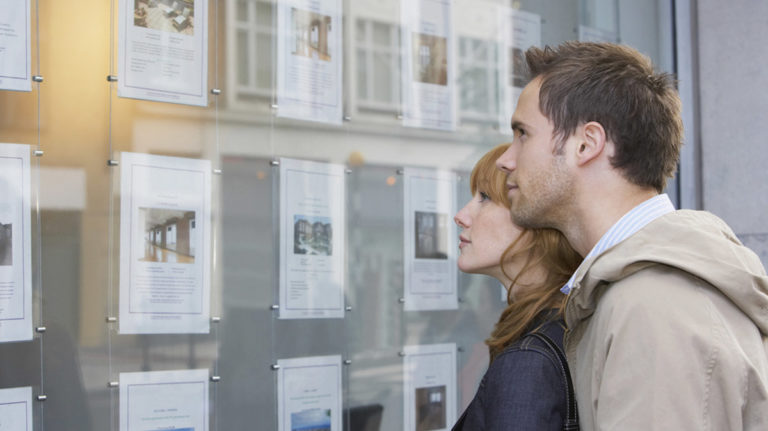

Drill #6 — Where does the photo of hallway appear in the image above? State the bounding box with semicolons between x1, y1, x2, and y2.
291;7;332;62
138;207;196;264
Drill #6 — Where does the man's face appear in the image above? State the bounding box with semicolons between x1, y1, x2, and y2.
495;77;574;229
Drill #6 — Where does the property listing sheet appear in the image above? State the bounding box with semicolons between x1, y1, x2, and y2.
277;355;342;431
498;8;540;134
120;369;208;431
0;143;31;343
0;0;31;91
118;0;208;106
400;0;456;131
119;152;211;334
279;157;345;319
276;0;343;124
403;167;457;311
0;386;32;431
403;343;457;431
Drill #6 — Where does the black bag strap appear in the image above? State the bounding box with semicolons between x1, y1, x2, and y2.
528;331;580;431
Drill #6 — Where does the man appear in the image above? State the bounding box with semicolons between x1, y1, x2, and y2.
497;41;768;429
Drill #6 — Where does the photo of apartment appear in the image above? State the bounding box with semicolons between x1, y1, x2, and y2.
294;215;333;256
412;32;448;86
133;0;195;35
291;7;332;62
139;207;196;264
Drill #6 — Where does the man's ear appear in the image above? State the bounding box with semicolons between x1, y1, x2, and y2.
574;121;607;166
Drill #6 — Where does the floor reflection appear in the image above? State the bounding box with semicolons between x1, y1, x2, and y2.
140;241;194;264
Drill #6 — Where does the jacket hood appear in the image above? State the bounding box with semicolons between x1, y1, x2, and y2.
566;210;768;334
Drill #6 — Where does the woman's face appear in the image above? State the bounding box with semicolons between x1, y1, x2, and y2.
454;190;525;280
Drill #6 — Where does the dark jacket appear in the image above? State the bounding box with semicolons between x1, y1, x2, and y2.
453;317;569;430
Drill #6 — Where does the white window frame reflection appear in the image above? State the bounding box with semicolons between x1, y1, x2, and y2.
355;18;401;113
227;0;275;106
457;36;499;124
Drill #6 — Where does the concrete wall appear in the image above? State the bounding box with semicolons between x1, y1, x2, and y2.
695;1;768;263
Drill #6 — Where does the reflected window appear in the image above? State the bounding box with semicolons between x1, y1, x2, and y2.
355;19;401;112
231;0;274;101
457;36;499;123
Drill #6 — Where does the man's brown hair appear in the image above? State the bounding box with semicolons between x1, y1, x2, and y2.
525;42;683;193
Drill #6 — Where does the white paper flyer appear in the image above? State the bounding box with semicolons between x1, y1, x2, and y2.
118;0;208;106
403;343;457;431
0;0;31;92
403;167;457;311
0;143;32;343
0;386;32;431
120;369;209;431
119;152;211;334
498;8;540;134
279;157;345;319
277;355;342;431
400;0;456;131
276;0;343;124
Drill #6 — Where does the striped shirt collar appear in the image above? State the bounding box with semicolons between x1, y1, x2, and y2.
561;194;676;294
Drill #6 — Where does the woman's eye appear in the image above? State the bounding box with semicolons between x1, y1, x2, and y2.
479;191;490;202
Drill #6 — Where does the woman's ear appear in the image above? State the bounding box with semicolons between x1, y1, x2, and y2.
575;121;607;166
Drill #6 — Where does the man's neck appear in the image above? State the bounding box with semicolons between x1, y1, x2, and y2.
561;188;659;257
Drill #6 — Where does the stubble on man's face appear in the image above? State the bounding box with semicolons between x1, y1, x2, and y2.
509;151;572;231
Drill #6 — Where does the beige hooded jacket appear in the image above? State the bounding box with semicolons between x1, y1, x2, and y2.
564;210;768;430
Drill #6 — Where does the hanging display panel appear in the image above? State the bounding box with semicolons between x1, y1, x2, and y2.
402;343;457;431
119;152;212;334
279;157;346;319
0;0;31;92
0;143;31;343
498;8;541;133
402;167;457;311
117;0;208;106
400;0;456;131
276;354;342;431
276;0;344;124
119;369;209;431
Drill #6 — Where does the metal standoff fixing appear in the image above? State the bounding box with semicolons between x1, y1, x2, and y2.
270;103;279;109
107;75;118;82
211;316;221;323
270;304;279;310
396;113;403;120
108;381;119;388
35;326;46;333
458;297;465;303
107;159;119;167
269;160;280;167
398;351;406;357
34;150;44;157
457;346;465;353
271;364;281;370
210;88;222;95
343;115;352;122
210;376;221;382
345;168;352;175
345;306;352;312
396;168;404;175
106;316;117;323
398;297;405;303
213;168;223;175
36;395;47;402
343;359;352;365
32;75;44;83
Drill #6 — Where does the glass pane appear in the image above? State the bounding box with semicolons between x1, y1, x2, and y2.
256;33;273;88
373;52;393;103
372;21;390;46
237;30;249;86
236;0;249;22
256;1;272;27
357;49;368;100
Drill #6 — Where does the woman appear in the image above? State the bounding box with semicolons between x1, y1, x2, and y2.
452;144;582;430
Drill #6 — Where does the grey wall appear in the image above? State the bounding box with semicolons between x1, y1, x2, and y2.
695;1;768;262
